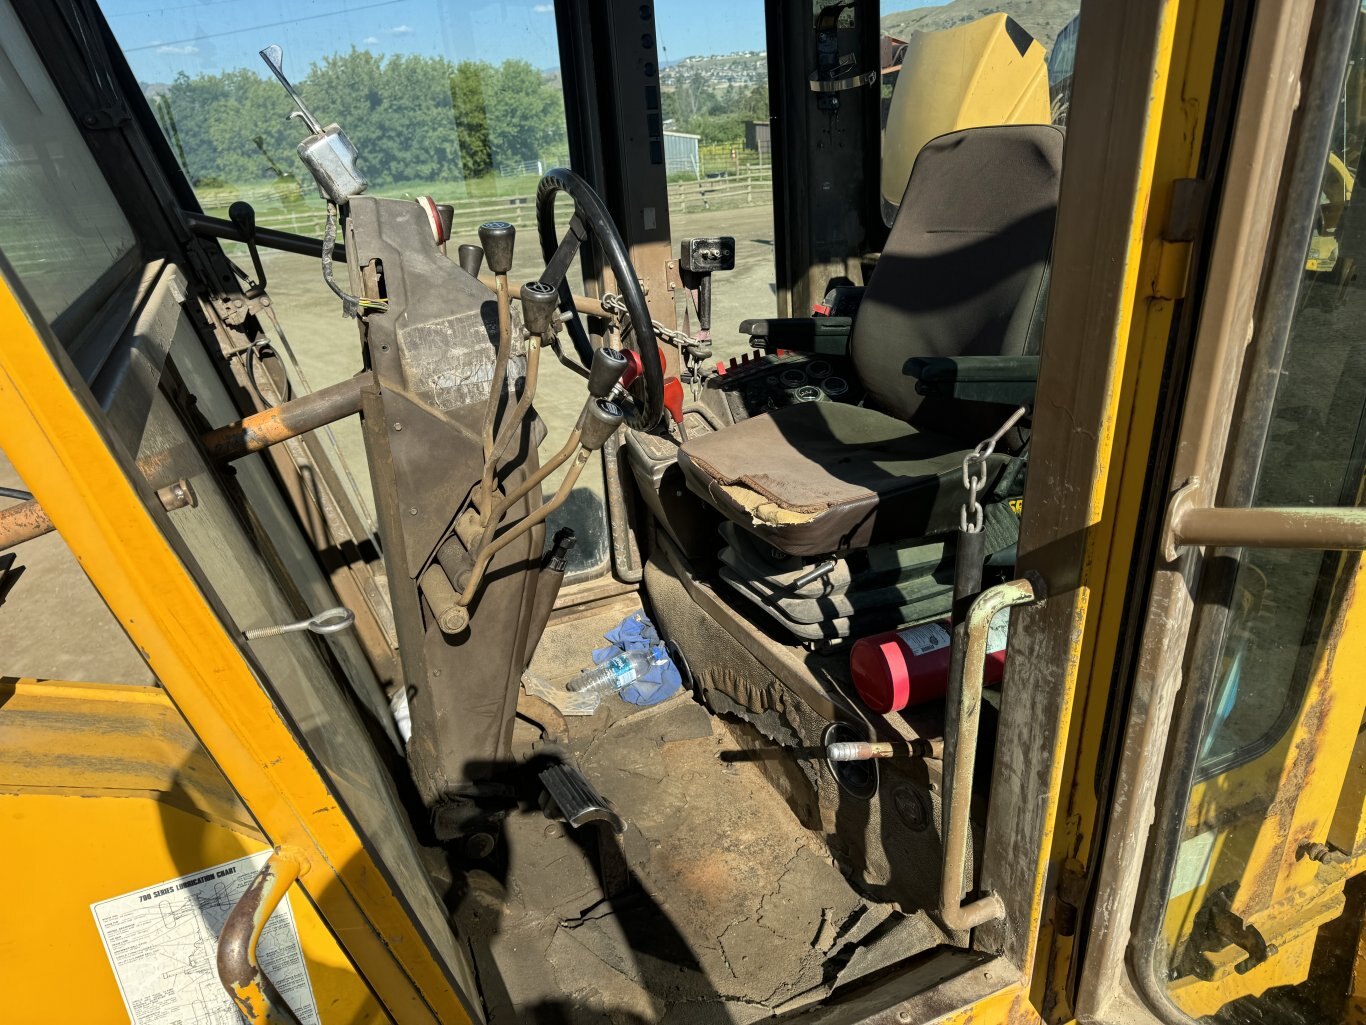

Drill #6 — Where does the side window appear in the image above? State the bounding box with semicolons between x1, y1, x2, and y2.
103;1;610;576
0;0;137;322
1139;7;1366;1022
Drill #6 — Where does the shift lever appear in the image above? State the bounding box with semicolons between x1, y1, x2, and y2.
228;201;267;298
587;347;628;399
457;244;484;278
476;220;518;517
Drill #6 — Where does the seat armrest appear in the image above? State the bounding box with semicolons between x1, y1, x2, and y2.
907;355;1040;405
739;316;853;355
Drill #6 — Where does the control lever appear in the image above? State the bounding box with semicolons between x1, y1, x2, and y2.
259;44;366;206
228;201;267;298
457;244;484;278
588;347;629;399
677;236;735;360
475;221;519;521
442;398;625;632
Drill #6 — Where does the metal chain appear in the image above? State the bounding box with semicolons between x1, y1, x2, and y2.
961;406;1029;534
600;291;699;349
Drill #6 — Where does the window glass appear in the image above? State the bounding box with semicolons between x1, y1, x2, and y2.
0;0;137;321
655;2;776;360
105;0;609;576
1145;8;1366;1022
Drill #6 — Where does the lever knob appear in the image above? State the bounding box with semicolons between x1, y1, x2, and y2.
588;347;628;398
228;201;257;240
520;281;559;336
580;398;625;451
457;244;484;278
478;221;516;274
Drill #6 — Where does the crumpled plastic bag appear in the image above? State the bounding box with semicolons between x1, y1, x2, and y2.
591;609;683;706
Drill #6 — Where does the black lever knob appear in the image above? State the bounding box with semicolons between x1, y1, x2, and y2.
587;347;628;398
478;221;516;275
520;281;559;336
457;244;484;278
228;201;257;240
580;398;625;451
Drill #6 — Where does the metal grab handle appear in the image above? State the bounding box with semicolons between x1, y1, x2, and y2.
216;848;309;1025
940;575;1044;932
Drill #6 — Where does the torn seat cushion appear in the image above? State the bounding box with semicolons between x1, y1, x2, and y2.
677;401;1007;557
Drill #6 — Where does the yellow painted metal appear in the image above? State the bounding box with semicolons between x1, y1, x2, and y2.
880;13;1052;219
222;848;311;1024
1162;558;1366;1016
1033;0;1227;1017
0;272;473;1023
0;678;385;1024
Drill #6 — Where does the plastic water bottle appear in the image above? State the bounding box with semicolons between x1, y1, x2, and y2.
566;646;666;698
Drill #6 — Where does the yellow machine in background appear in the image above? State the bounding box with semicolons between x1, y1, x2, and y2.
879;14;1052;224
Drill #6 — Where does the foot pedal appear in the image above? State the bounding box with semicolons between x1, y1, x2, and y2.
538;763;625;835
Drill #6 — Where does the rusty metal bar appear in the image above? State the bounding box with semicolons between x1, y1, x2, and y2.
0;499;54;551
941;575;1043;933
216;848;307;1025
449;448;594;629
1172;505;1366;550
477;274;609;319
200;373;370;463
3;376;370;551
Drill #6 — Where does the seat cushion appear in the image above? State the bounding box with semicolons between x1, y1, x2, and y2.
677;401;1006;557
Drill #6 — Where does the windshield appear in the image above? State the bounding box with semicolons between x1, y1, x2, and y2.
103;0;618;577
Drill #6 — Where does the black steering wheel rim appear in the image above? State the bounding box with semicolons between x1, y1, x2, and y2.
535;168;664;431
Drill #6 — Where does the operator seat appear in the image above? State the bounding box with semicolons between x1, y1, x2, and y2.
677;124;1064;573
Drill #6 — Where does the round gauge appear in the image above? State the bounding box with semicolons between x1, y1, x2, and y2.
822;376;849;397
794;385;823;402
807;360;833;379
780;367;808;388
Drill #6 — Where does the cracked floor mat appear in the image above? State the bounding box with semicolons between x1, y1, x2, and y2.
466;691;950;1022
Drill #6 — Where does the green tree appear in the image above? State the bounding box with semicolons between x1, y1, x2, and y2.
450;61;492;177
306;49;463;186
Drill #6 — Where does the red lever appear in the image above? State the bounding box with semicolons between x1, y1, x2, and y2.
663;377;685;425
618;347;667;388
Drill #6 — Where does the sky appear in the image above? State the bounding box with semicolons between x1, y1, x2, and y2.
101;0;779;84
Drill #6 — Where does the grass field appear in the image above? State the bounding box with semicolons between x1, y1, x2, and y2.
232;199;778;516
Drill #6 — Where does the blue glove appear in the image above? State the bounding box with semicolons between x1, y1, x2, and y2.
591;610;683;706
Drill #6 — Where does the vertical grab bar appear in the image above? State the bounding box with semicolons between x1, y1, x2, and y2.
216;848;309;1025
940;575;1044;932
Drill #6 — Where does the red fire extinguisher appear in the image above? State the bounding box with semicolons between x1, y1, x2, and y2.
849;615;1008;714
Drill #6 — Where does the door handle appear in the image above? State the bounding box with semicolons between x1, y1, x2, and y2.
216;847;310;1025
941;575;1044;932
1165;480;1366;558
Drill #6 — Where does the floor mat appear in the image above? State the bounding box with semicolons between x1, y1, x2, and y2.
467;604;946;1022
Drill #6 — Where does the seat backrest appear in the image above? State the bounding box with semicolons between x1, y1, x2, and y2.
852;124;1065;443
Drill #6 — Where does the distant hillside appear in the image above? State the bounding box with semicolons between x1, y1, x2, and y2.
882;0;1078;54
660;50;767;90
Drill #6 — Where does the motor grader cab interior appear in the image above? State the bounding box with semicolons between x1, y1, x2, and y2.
4;1;1366;1024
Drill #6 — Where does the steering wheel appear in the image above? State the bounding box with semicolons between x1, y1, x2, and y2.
535;168;664;431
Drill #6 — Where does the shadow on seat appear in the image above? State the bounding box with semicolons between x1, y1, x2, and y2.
676;124;1065;640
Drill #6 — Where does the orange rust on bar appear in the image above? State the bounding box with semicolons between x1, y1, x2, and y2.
200;373;371;463
0;497;54;550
